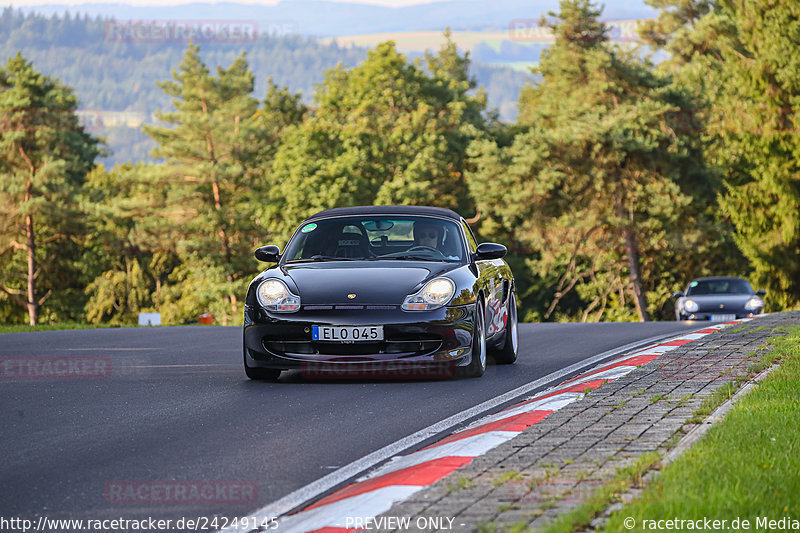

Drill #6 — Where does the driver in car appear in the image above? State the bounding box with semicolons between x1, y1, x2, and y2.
412;221;443;251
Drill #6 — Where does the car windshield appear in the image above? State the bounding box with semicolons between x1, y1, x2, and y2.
686;279;753;296
283;216;465;262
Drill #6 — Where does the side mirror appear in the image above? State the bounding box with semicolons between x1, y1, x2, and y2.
474;242;507;261
255;245;281;263
672;291;685;298
756;289;766;296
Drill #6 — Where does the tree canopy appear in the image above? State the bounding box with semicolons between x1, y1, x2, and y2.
2;0;798;325
0;53;99;324
467;0;721;321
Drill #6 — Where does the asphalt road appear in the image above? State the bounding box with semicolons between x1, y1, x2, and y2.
0;322;698;525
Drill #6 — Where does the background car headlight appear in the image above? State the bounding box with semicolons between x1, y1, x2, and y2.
683;299;699;313
402;277;455;311
257;279;300;312
744;297;764;310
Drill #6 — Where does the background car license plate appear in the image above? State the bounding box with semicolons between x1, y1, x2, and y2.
312;325;384;341
710;314;736;322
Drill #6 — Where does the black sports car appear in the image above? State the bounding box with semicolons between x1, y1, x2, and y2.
243;205;518;380
673;276;766;321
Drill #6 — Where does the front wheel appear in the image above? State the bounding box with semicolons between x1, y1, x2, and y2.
493;291;518;364
459;301;486;378
243;348;282;381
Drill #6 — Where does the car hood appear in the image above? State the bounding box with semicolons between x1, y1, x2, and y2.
684;294;754;311
283;261;460;305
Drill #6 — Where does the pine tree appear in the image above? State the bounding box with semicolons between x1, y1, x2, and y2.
0;53;98;324
142;45;303;324
265;37;486;246
81;162;178;324
638;0;715;69
644;0;800;309
468;0;707;322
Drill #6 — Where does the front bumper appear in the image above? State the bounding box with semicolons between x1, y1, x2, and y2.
243;304;475;374
677;310;761;321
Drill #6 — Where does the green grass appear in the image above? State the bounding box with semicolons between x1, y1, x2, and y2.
508;521;529;533
537;453;662;533
497;503;521;512
686;331;786;423
0;322;130;334
725;325;748;334
686;381;741;423
0;321;217;334
649;394;668;404
493;470;523;487
603;326;800;530
477;520;497;533
725;324;769;335
447;476;475;493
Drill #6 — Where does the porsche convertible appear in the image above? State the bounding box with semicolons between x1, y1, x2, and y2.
242;205;518;380
673;276;766;321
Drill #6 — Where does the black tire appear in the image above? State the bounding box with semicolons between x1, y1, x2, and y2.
243;349;282;381
459;301;486;378
493;291;518;364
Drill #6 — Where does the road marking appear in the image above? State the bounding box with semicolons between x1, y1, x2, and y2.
61;348;159;351
260;319;756;532
358;431;517;481
127;364;233;368
276;486;419;533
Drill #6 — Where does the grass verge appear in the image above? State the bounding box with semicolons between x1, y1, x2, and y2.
0;322;220;334
603;325;800;530
0;322;129;334
538;453;662;533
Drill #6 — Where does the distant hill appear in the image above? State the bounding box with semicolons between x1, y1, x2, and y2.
1;7;536;166
4;1;655;165
18;0;656;36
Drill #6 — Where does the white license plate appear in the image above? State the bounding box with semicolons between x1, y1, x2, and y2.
312;325;384;342
710;314;736;322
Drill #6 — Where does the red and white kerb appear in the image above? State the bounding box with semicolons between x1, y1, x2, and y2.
272;319;752;533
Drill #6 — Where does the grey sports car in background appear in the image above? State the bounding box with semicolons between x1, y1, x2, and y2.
673;276;766;321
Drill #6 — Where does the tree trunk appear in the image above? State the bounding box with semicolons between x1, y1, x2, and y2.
211;178;232;266
623;226;650;322
25;179;38;326
614;186;649;322
204;114;236;324
211;177;237;323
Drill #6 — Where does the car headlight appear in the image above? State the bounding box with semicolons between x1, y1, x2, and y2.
256;279;300;312
402;278;455;311
683;299;699;313
744;297;764;310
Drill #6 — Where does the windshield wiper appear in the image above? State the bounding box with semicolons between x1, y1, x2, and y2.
376;255;451;262
285;255;360;263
